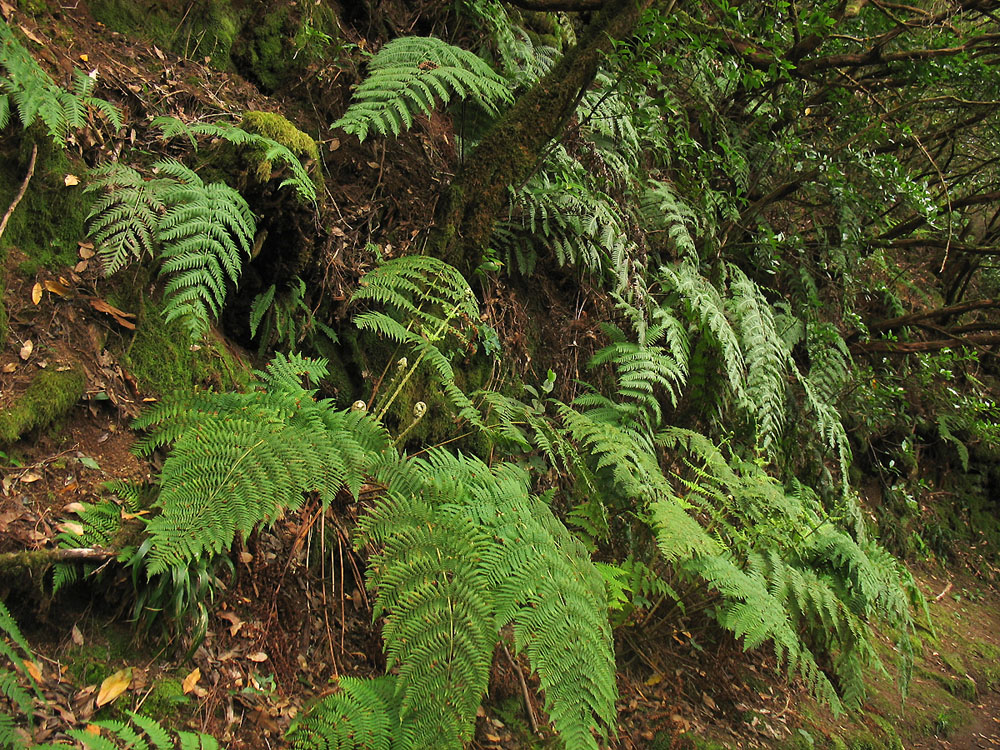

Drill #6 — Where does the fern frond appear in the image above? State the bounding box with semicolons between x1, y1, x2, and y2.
85;163;166;275
0;21;120;146
152;160;255;337
333;36;512;141
133;355;391;574
659;261;746;399
289;676;401;750
152;116;317;203
362;491;495;749
727;265;788;451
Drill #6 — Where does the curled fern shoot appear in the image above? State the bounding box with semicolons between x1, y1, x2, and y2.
352;255;483;426
333;36;512;141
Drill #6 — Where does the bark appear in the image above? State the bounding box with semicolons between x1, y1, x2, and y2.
427;0;651;274
0;547;116;576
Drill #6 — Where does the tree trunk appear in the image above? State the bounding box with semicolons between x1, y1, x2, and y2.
427;0;650;274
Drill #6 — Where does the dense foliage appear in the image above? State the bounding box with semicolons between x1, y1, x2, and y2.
3;0;1000;747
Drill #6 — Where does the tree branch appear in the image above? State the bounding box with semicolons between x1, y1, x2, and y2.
505;0;604;9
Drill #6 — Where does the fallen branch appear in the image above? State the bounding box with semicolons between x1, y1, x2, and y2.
0;142;37;243
0;547;117;575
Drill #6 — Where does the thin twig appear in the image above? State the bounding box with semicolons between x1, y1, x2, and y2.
0;143;37;243
501;641;539;736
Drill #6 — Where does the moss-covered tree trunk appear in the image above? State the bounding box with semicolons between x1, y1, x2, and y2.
427;0;650;274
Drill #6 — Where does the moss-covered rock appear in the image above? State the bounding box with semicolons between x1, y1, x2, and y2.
0;365;85;445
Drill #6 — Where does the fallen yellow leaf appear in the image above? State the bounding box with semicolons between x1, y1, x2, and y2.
19;339;32;360
31;282;42;304
59;522;85;536
26;661;42;683
64;174;80;187
182;667;201;694
96;667;132;707
247;652;268;663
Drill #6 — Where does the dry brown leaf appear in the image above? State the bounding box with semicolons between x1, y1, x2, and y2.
19;340;32;360
20;472;41;483
0;2;14;20
96;667;132;707
238;551;253;563
79;246;95;259
1;363;15;373
84;724;101;735
44;279;74;297
74;260;89;273
88;297;137;330
247;652;268;663
18;25;44;44
31;282;42;305
71;625;84;646
182;667;201;694
59;522;85;536
64;502;86;514
64;174;80;187
26;661;42;683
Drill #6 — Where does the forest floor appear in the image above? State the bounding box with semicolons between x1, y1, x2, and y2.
1;2;999;749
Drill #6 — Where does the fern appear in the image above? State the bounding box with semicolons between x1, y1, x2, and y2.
659;261;747;400
288;677;402;750
153;160;255;336
34;710;223;749
0;601;35;750
727;265;788;452
641;180;699;262
333;36;512;141
358;451;616;750
86;160;255;337
153;116;317;204
0;21;121;146
133;353;390;574
85;164;166;275
352;255;482;426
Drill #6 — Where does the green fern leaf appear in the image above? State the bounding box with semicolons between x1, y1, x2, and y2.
333;36;512;142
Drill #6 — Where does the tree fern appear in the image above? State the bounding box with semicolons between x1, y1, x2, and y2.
0;21;121;146
332;36;512;141
133;353;390;575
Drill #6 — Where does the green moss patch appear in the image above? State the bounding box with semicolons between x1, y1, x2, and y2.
240;110;322;190
0;365;85;445
0;135;90;272
123;304;249;397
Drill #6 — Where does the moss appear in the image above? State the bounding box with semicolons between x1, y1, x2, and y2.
240;110;322;190
90;0;243;70
0;365;85;445
231;7;295;93
142;677;189;719
0;134;90;271
123;308;249;397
